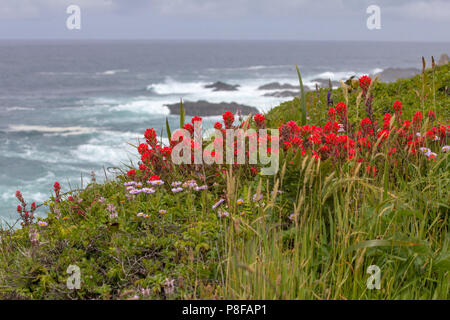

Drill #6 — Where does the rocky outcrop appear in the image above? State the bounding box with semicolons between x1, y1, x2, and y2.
204;81;240;91
165;100;258;116
438;53;449;66
372;68;421;82
263;90;301;97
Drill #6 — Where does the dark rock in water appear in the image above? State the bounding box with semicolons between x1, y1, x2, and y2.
258;82;298;90
204;81;240;91
311;78;339;89
373;68;420;82
263;90;301;98
165;100;259;116
438;53;449;66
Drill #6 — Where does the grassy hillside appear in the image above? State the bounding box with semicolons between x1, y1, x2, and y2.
267;63;449;128
0;64;448;300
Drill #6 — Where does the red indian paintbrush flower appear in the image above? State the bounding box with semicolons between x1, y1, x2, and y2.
183;123;194;135
144;128;157;146
412;111;423;128
53;181;61;202
427;110;436;120
138;143;149;155
191;116;202;124
222;111;235;129
254;114;266;129
15;190;25;204
328;108;336;121
393;100;402;114
253;114;266;129
335;102;347;123
383;113;392;130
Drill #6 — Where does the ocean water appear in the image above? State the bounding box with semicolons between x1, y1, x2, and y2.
1;39;449;223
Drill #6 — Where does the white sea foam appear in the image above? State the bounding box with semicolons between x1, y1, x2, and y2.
1;128;145;167
312;71;357;81
71;130;145;164
97;69;129;75
110;99;170;115
1;190;48;203
371;68;384;75
5;106;35;112
8;125;96;136
247;65;285;70
206;64;292;72
74;143;132;164
147;77;210;95
2;143;76;164
38;71;84;76
308;69;384;82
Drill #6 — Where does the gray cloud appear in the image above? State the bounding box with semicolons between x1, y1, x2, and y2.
390;0;450;20
2;0;449;19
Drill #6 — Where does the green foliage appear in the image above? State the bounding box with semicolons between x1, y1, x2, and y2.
166;117;172;141
180;99;185;129
267;63;450;127
0;179;224;299
296;65;307;125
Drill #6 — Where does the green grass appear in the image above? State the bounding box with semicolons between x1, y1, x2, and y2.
222;156;449;299
267;63;450;129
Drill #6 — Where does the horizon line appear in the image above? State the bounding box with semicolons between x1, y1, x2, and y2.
0;38;449;44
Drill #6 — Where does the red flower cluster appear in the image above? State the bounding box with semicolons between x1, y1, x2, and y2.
412;111;423;128
427;110;436;121
135;111;273;177
137;139;173;178
223;111;235;129
144;128;157;147
335;102;348;123
328;107;336;121
359;75;371;94
15;190;35;226
205;112;276;165
393;100;402;115
279;100;449;175
138;116;207;177
254;114;266;129
191;116;203;124
54;181;61;202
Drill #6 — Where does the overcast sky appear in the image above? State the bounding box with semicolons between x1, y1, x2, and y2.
0;0;449;41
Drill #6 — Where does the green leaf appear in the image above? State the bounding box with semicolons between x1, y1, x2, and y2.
296;65;307;126
433;252;450;272
166;117;172;141
180;98;185;128
383;157;389;200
